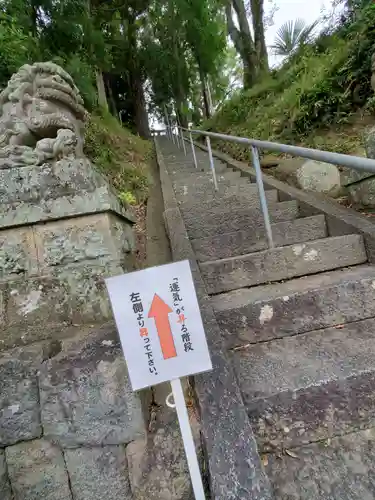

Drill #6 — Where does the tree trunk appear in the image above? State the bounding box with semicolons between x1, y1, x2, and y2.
96;70;109;111
175;100;189;129
250;0;269;73
200;71;211;119
104;74;118;117
132;72;150;139
206;78;214;115
225;1;258;89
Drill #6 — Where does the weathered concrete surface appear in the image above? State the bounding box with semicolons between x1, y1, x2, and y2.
174;177;249;197
127;417;199;500
179;188;276;213
201;234;367;294
170;166;236;180
0;213;134;350
157;139;273;500
192;214;327;262
233;317;375;451
172;170;241;186
175;182;259;204
33;213;134;272
340;166;373;187
1;186;133;229
40;324;147;447
185;201;299;240
0;159;99;205
168;161;229;175
0;451;12;500
0;227;38;280
180;190;279;219
65;446;132;500
267;428;375;499
0;344;44;447
347;176;375;207
213;265;375;347
6;439;72;500
296;160;341;196
1;264;119;352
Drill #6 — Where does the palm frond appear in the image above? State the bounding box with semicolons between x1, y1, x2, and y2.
271;18;319;56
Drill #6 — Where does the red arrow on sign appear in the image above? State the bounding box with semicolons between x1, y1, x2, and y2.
148;294;177;360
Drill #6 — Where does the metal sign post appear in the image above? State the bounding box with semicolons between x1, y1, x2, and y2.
170;378;206;499
105;261;211;500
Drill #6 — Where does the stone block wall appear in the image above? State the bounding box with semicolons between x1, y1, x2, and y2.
0;165;149;498
0;325;148;500
0;211;135;352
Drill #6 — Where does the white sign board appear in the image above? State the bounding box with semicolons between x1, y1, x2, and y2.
105;260;212;391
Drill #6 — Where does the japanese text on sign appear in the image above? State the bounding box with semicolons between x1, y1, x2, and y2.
105;260;212;391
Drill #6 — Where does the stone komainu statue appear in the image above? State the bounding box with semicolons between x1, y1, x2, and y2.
0;61;87;167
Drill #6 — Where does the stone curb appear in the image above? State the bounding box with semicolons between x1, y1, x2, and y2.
154;139;274;500
190;139;375;262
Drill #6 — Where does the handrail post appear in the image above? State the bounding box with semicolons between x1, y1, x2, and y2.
175;125;181;149
189;129;198;169
251;146;274;249
164;107;173;142
180;127;187;156
206;136;218;191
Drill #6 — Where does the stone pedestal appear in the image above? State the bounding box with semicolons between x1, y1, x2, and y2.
0;62;148;499
0;158;136;351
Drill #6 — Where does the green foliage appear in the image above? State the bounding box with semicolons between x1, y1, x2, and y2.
271;18;318;56
0;14;39;89
144;0;226;122
205;2;375;157
84;112;151;204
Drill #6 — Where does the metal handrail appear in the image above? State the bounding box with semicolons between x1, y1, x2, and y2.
162;122;375;249
181;127;375;173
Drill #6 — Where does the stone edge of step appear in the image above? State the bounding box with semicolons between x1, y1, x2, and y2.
231;316;375;451
191;214;327;262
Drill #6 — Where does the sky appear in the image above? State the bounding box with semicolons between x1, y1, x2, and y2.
266;0;337;66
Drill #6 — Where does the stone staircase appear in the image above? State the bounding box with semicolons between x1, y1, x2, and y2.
159;138;375;499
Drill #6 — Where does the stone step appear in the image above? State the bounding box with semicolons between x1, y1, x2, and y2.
179;190;278;219
266;428;375;500
177;183;273;208
213;264;375;347
176;183;266;204
200;234;367;294
168;162;229;174
166;159;228;174
174;177;250;198
171;166;235;178
232;317;375;452
185;200;299;240
172;171;242;189
193;214;327;263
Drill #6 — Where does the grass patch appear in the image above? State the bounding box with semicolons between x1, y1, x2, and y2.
84;111;152;205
